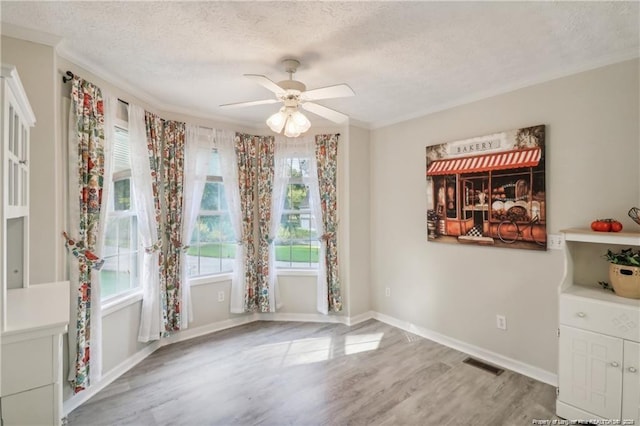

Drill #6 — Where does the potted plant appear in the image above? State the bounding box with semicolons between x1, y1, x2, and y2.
604;248;640;299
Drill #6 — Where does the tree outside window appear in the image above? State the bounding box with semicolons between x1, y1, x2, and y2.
276;157;319;269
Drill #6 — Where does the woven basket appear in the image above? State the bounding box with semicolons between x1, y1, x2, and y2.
609;263;640;299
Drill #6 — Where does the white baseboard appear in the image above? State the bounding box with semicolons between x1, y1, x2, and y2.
255;310;375;326
345;310;375;326
161;315;257;347
372;312;558;387
256;312;348;323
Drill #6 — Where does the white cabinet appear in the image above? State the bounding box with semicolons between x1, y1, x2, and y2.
557;228;640;423
1;282;69;426
1;385;56;425
558;325;624;419
2;63;30;220
1;65;69;425
1;64;35;330
0;281;69;426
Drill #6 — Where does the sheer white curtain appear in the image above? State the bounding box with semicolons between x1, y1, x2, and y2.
217;130;245;313
129;104;162;342
66;96;78;383
90;92;117;382
272;136;327;314
180;125;213;327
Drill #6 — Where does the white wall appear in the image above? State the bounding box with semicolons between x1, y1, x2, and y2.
369;59;640;376
345;125;371;317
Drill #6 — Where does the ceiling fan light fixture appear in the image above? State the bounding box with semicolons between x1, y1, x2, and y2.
266;108;287;133
284;116;302;138
267;107;311;137
290;110;311;132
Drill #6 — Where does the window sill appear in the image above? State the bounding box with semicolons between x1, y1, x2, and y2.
189;273;233;287
277;269;318;277
102;290;143;317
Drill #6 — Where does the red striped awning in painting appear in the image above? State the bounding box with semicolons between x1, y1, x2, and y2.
427;148;541;176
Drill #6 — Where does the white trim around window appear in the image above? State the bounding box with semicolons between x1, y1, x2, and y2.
189;272;234;287
102;289;143;317
277;269;319;277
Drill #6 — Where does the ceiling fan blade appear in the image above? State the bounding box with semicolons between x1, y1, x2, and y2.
301;84;355;101
244;74;285;95
220;99;279;109
301;102;348;123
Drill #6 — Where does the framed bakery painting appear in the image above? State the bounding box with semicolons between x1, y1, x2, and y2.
426;125;546;250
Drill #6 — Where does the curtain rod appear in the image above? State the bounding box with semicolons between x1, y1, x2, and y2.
63;69;129;105
62;70;74;83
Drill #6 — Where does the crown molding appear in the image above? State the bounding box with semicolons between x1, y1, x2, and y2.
0;22;62;47
370;48;640;130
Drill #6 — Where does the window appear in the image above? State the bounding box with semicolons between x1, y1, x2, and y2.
101;126;140;300
187;149;236;277
276;157;320;269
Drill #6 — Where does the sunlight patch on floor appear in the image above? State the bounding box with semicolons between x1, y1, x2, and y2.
283;337;333;366
344;333;384;355
247;332;385;367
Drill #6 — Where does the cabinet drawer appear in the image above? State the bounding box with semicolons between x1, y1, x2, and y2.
1;336;54;396
560;294;640;341
1;384;55;425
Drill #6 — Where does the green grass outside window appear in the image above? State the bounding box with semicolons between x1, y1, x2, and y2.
186;243;319;262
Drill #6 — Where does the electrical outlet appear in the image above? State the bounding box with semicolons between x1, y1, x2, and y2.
496;314;507;330
548;233;564;250
385;287;391;297
217;291;225;302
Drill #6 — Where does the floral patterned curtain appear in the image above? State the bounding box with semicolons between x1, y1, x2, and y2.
256;136;275;312
161;120;186;331
235;134;258;311
144;112;186;334
68;77;105;392
315;134;342;312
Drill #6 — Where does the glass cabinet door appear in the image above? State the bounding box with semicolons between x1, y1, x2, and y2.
5;94;29;217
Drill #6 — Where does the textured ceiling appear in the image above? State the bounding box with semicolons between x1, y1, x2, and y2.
1;1;638;129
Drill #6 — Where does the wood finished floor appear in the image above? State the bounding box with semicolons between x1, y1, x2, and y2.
67;320;558;426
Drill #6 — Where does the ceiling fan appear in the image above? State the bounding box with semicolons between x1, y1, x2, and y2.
220;58;355;137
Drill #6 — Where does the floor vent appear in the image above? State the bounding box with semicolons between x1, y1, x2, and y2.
462;357;504;376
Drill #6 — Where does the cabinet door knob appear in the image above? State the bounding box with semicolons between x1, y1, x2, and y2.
610;362;620;368
628;367;637;373
576;312;586;318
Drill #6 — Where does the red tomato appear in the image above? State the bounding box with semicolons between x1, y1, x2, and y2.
591;220;611;232
610;220;623;232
